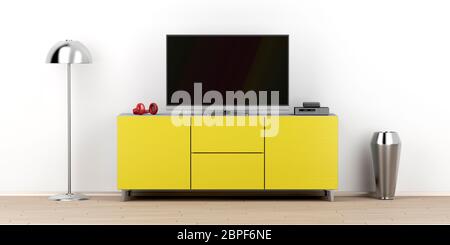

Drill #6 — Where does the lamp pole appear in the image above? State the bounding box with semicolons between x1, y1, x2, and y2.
67;63;72;195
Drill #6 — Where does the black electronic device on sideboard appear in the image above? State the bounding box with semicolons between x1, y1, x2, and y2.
294;102;330;115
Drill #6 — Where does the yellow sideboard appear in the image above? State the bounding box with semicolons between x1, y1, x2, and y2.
117;115;338;201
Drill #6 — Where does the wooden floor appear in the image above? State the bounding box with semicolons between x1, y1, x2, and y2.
1;196;450;224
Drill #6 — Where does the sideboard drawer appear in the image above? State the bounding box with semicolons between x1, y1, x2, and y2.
191;116;264;152
192;154;264;190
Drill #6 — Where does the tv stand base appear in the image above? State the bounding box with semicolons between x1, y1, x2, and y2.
120;190;336;202
325;190;335;202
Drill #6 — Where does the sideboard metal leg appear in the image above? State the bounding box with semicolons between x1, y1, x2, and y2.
121;190;132;202
325;190;335;202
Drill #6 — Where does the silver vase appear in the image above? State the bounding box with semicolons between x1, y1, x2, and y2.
371;131;401;200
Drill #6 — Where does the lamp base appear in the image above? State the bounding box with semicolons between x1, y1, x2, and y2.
49;193;89;201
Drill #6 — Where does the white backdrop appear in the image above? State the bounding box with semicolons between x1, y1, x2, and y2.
0;0;449;193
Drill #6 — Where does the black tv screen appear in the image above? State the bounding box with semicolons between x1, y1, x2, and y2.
166;35;288;106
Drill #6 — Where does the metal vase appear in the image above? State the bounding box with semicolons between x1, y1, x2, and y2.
370;131;401;200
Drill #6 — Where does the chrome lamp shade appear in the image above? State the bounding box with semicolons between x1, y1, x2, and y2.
47;40;92;201
46;40;92;64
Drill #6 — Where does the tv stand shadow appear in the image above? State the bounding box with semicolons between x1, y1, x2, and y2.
121;190;335;202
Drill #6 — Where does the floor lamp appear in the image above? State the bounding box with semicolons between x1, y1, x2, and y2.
46;40;92;201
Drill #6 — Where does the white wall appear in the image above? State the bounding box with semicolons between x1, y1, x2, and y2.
1;0;449;193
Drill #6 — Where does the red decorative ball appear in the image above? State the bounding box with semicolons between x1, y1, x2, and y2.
132;103;146;115
149;103;158;115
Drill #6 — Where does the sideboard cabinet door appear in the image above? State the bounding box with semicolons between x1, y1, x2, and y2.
118;116;190;190
265;116;338;190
